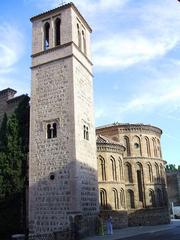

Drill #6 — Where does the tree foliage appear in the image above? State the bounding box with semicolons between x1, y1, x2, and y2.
166;164;180;171
0;95;30;238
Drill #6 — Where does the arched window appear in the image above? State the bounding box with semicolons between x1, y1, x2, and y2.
136;163;144;202
99;156;106;181
162;188;168;206
47;122;57;139
77;24;82;50
120;188;125;208
53;123;57;138
147;163;153;182
100;189;107;209
124;136;130;156
133;136;142;156
83;125;89;140
145;137;151;157
111;157;117;181
47;124;51;139
113;188;119;209
55;18;61;46
126;189;135;209
157;139;162;158
125;163;133;183
155;163;160;182
82;30;86;54
156;188;163;207
118;158;123;180
160;163;164;182
44;22;50;50
149;189;155;207
152;138;157;157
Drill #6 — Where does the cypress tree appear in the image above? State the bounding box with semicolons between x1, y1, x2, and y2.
0;96;30;238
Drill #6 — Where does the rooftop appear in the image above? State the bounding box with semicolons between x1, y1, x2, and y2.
97;134;125;149
0;88;17;97
30;2;92;32
96;122;162;134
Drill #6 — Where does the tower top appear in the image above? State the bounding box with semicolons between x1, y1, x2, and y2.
0;88;17;99
30;2;92;32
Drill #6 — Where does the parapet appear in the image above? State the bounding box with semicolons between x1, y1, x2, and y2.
0;88;17;100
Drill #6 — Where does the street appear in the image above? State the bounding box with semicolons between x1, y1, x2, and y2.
120;225;180;240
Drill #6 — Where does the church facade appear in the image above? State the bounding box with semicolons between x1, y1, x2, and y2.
96;123;170;227
0;2;170;240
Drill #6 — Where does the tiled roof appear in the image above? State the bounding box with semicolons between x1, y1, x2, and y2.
96;135;125;148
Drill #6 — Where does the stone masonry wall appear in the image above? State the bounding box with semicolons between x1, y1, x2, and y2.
73;55;98;221
29;58;75;235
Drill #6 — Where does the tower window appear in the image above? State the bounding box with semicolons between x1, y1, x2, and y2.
77;24;82;50
82;30;86;54
47;122;57;139
83;125;89;140
55;18;61;46
44;22;50;50
53;123;57;138
47;124;51;139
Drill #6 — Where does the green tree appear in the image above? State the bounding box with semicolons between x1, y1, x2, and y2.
0;114;24;198
0;113;8;151
0;96;30;238
166;164;178;171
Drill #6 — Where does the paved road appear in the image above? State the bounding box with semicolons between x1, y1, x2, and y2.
120;225;180;240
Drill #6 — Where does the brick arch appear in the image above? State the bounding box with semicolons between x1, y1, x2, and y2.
110;156;117;181
99;188;107;209
133;135;142;156
98;155;106;181
145;136;151;157
126;189;135;209
124;162;133;183
124;136;131;156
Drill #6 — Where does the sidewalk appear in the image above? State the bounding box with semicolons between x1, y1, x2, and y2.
84;220;180;240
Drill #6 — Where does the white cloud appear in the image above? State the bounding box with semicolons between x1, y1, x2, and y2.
26;0;128;13
93;34;179;69
123;89;180;113
25;0;180;70
116;65;180;114
0;23;24;82
93;0;180;70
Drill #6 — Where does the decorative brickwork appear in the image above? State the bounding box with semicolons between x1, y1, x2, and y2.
96;123;170;226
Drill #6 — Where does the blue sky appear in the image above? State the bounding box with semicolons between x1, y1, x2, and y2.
0;0;180;166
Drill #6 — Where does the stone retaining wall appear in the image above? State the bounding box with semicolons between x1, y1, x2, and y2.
128;207;170;226
100;210;128;229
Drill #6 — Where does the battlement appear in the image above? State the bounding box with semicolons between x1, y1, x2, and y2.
0;88;17;100
0;88;26;126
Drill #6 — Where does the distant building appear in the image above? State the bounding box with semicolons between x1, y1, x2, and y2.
166;170;180;205
0;88;26;125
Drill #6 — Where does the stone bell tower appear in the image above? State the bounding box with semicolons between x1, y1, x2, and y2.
29;3;98;237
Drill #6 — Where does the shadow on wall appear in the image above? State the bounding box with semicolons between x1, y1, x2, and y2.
0;192;25;240
28;159;99;240
99;209;128;230
128;207;170;226
150;176;169;208
128;175;170;227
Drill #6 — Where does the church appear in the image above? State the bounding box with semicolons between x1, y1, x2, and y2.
0;2;170;240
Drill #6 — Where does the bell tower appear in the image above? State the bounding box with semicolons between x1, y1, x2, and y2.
29;3;98;237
